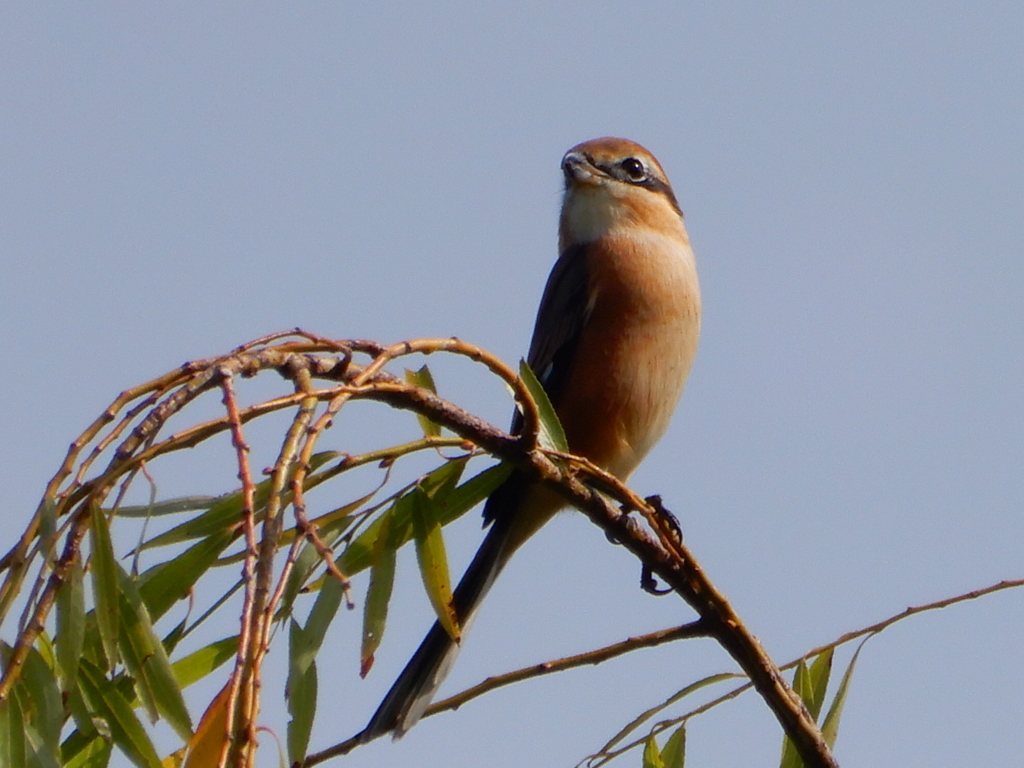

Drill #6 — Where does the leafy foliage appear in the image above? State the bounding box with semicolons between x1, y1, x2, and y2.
1;331;997;768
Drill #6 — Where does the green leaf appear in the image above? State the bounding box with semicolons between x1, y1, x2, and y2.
601;672;737;753
62;735;112;768
284;576;345;761
286;622;318;765
411;487;458;641
303;576;345;660
779;649;832;768
139;452;342;551
138;527;236;621
88;503;120;669
779;662;809;768
137;490;248;552
519;359;568;452
437;461;511;519
11;690;58;768
170;637;239;690
114;496;222;518
78;658;162;768
338;460;505;577
423;455;468;495
821;640;868;748
277;541;323;621
0;689;28;768
39;497;58;556
57;555;86;693
805;648;834;721
62;683;100;744
643;733;665;768
115;565;194;742
405;365;442;437
17;644;64;763
360;509;397;676
79;614;106;671
306;451;344;472
661;724;686;768
277;509;356;620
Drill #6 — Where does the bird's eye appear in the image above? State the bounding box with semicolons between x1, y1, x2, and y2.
620;157;646;181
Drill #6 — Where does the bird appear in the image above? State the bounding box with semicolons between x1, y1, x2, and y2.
358;137;701;743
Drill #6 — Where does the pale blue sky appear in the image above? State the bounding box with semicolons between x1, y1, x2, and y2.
2;4;1022;767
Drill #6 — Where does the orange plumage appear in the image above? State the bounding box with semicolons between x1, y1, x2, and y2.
359;137;701;742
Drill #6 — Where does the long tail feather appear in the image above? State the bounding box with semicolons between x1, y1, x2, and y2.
356;512;515;743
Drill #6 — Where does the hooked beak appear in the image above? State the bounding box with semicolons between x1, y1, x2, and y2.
561;151;604;186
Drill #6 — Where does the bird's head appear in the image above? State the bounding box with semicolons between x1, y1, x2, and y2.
559;137;684;249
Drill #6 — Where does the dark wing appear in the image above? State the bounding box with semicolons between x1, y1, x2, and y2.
524;243;593;411
482;244;592;526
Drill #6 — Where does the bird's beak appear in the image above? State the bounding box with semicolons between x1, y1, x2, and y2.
561;151;603;186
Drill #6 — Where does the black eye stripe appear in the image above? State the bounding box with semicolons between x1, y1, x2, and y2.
590;157;683;216
640;176;683;215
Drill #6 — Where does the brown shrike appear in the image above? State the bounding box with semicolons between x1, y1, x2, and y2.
359;137;701;742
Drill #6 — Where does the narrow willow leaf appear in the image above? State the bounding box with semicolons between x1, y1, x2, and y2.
337;489;408;578
277;498;360;620
805;647;834;721
270;583;342;764
116;566;194;742
338;459;499;578
411;489;458;641
33;630;57;669
405;365;442;437
117;618;158;725
661;724;686;768
139;478;279;551
138;491;247;551
39;496;58;554
519;359;568;452
423;454;468;489
138;527;236;621
160;616;189;659
80;613;106;671
182;683;231;768
140;452;340;551
88;503;120;669
780;648;835;768
305;450;344;472
78;658;162;768
600;672;738;754
821;640;868;748
642;733;665;768
304;575;345;656
10;687;56;768
57;555;86;693
170;637;238;690
286;622;318;765
277;542;322;621
62;684;100;744
18;645;64;762
779;661;810;768
115;496;222;518
437;462;511;519
0;692;27;768
360;509;397;676
62;735;112;768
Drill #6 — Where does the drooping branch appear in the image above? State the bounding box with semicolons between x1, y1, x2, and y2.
0;331;838;768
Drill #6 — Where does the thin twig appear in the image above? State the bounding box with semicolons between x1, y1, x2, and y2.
428;621;712;716
582;577;1024;766
299;622;713;767
221;372;260;768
